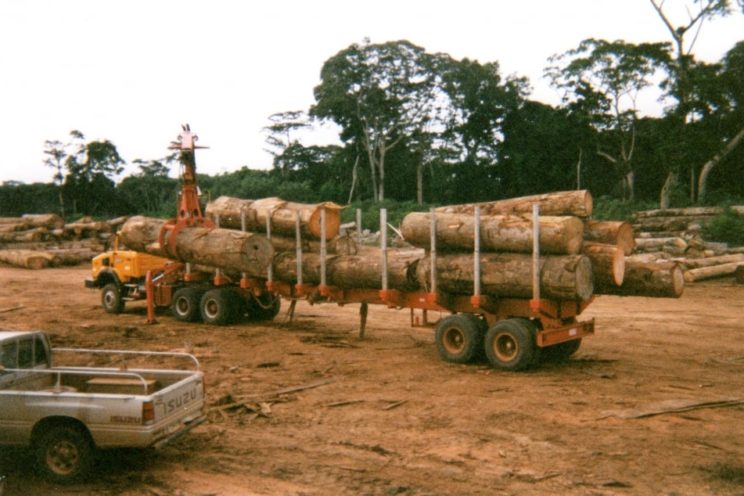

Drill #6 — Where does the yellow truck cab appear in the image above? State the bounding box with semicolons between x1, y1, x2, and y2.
85;237;170;314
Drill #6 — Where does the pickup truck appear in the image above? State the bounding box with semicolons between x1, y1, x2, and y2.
0;330;206;483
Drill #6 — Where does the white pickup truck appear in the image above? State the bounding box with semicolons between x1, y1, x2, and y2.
0;330;206;483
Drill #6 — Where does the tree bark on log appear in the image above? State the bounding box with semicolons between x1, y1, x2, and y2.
205;196;343;240
0;228;47;243
0;221;29;233
45;248;97;266
679;253;744;270
583;242;625;287
21;213;64;229
584;220;635;255
596;261;684;298
646;205;744;218
401;212;584;255
118;216;274;277
272;251;420;290
435;190;593;218
268;234;357;256
0;249;54;269
416;253;594;301
684;262;744;282
632;215;714;232
634;237;687;252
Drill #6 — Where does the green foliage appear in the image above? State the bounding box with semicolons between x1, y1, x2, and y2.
593;196;656;221
342;199;432;231
702;208;744;245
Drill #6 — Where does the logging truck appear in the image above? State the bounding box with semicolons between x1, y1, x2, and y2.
87;125;605;372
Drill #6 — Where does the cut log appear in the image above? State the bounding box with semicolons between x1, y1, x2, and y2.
633;215;713;232
118;216;273;277
0;228;47;243
634;237;687;253
272;251;420;290
584;220;635;255
416;253;594;301
0;249;55;269
21;213;64;229
583;242;625;287
45;248;98;266
680;253;744;270
401;212;584;255
268;234;357;256
435;190;593;218
626;252;667;264
205;196;344;240
633;206;744;219
596;261;684;298
0;221;29;233
684;262;744;282
0;217;23;224
64;219;112;239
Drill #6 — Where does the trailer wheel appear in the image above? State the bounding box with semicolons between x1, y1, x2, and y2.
542;338;582;362
246;292;281;321
435;314;484;364
200;288;237;325
35;424;94;483
171;287;203;322
101;283;124;314
484;318;537;371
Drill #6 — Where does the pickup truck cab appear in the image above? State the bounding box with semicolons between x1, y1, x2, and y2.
0;330;206;482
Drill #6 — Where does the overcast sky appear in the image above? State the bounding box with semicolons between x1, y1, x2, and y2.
0;0;742;184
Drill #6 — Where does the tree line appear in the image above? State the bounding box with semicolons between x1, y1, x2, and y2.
1;0;742;220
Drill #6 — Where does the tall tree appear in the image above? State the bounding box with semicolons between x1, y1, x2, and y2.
263;110;310;177
649;0;740;205
311;40;442;201
43;139;67;217
547;38;670;201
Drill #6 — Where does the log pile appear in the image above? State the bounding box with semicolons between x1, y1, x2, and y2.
630;206;744;283
115;191;688;300
0;214;125;269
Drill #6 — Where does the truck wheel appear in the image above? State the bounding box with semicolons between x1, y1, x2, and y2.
246;293;281;321
200;288;237;325
435;314;484;364
171;287;203;322
35;425;94;483
101;283;124;314
484;318;537;371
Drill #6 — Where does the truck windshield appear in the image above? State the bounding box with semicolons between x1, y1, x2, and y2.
1;341;18;368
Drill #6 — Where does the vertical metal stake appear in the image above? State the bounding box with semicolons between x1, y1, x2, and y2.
473;206;481;297
265;208;273;283
320;208;327;287
532;203;540;302
430;208;437;294
214;214;222;281
380;208;388;291
240;208;247;281
356;208;362;236
295;211;303;287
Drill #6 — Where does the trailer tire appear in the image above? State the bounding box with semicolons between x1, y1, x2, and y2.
101;283;124;314
35;424;94;483
171;287;203;322
200;288;237;325
484;318;537;371
435;314;484;364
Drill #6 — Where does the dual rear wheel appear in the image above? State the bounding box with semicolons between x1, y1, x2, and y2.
171;287;281;325
434;315;581;371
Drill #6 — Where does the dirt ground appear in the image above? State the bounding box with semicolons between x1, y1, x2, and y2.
0;265;743;496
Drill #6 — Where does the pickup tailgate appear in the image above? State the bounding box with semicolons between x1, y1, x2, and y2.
148;371;206;447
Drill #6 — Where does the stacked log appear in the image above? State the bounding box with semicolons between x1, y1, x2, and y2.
596;260;684;298
205;196;344;240
435;190;593;218
0;213;125;269
630;205;744;283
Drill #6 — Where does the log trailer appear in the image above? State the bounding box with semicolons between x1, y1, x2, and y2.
89;126;594;371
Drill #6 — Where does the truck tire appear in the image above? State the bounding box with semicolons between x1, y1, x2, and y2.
484;318;537;371
171;287;203;322
435;314;485;364
541;338;582;362
200;288;237;325
35;424;94;483
101;283;125;314
246;292;281;321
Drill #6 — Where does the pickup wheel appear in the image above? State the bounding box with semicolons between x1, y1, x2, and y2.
200;288;238;325
484;318;537;371
171;287;203;322
101;283;125;314
435;314;485;364
36;425;94;483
